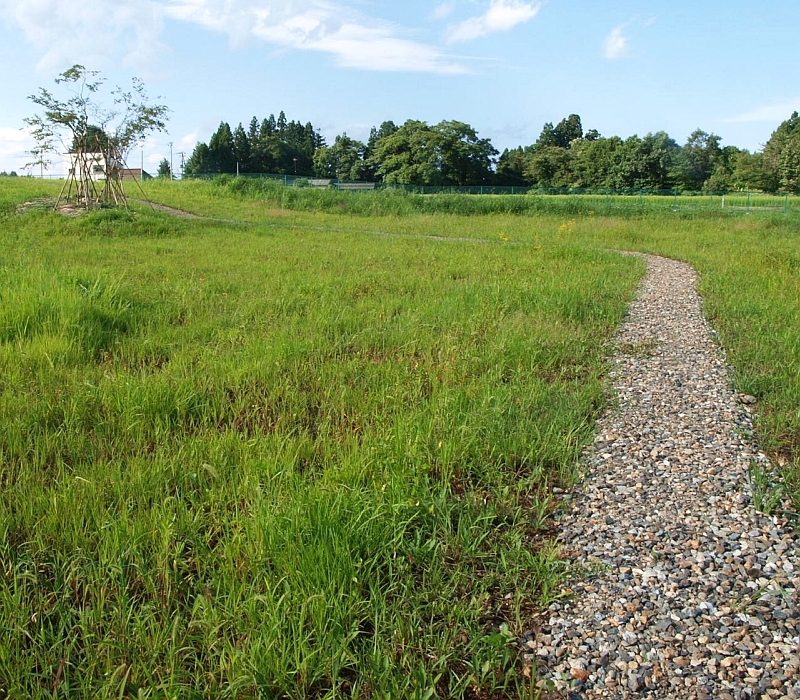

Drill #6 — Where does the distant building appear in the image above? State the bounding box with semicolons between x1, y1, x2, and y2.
64;152;109;181
120;168;152;182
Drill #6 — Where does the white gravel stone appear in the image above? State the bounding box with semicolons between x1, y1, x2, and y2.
535;254;799;699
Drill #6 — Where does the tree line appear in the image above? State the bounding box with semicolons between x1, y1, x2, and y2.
184;113;323;177
184;111;800;193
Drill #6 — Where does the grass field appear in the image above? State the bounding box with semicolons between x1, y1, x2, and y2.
1;177;798;698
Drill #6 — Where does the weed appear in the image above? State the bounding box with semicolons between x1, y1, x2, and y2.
749;461;785;515
616;339;658;357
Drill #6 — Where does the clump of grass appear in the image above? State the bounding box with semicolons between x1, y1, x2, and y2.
616;339;658;357
749;461;786;515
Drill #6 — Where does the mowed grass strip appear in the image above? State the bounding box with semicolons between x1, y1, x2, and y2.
0;187;642;698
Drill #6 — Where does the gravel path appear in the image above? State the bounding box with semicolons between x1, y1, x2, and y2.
535;254;799;699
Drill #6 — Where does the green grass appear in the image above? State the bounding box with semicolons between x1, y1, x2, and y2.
0;186;642;698
0;177;61;213
3;178;799;697
142;179;800;514
138;177;798;220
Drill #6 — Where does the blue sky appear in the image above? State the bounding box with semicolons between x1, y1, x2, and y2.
1;0;798;176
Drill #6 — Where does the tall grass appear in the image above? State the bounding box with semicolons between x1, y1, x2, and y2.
0;191;642;697
139;178;798;220
142;180;800;488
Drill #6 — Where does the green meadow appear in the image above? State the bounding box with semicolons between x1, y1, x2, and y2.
1;177;798;698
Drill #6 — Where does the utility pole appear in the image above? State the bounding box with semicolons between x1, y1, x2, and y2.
141;149;144;181
169;141;173;180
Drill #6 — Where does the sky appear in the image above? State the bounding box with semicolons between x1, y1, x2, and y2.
1;0;799;176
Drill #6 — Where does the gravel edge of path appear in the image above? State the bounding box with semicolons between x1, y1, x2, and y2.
531;253;799;700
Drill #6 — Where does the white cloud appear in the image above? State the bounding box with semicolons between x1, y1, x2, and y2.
303;24;466;73
0;126;38;172
726;99;800;123
445;0;540;44
0;0;167;73
602;24;628;60
165;0;466;73
430;1;456;21
0;0;467;75
179;130;200;149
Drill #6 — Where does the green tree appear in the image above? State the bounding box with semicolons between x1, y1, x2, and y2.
570;136;621;189
233;123;251;172
601;131;680;191
25;64;169;172
524;145;573;188
435;120;497;186
763;112;800;193
254;115;280;172
369;120;443;185
730;150;767;191
313;134;366;180
534;114;583;150
495;147;528;186
778;137;800;193
70;124;111;153
363;121;398;181
369;119;496;186
184;143;212;176
157;158;172;179
208;122;235;173
671;129;721;191
703;145;742;192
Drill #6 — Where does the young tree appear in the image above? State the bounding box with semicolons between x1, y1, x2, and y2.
25;64;169;206
26;64;168;172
